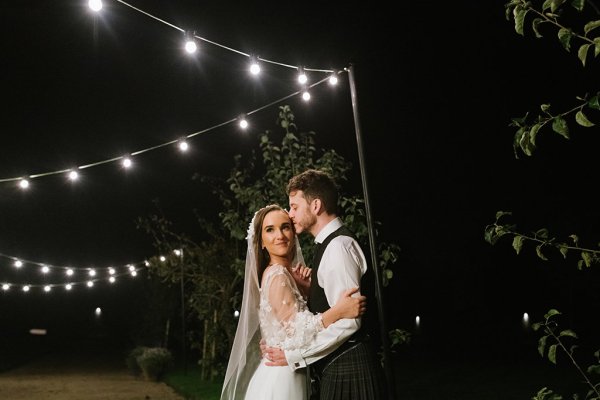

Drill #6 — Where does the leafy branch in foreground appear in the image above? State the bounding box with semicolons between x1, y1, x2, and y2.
505;0;600;66
530;309;600;400
505;0;600;158
484;211;600;269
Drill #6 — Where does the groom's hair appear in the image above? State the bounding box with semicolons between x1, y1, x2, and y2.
287;169;339;215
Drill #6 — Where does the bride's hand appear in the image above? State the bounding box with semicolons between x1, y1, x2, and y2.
290;263;311;294
334;287;366;319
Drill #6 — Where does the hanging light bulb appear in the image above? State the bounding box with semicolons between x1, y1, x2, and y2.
14;260;23;268
122;157;132;169
19;179;29;189
65;283;73;291
249;55;260;75
68;169;79;181
301;86;311;101
88;0;102;12
22;285;30;292
2;284;10;291
184;31;197;54
328;71;339;85
238;114;249;130
66;268;74;276
178;140;189;152
44;285;51;292
297;67;308;84
41;265;50;274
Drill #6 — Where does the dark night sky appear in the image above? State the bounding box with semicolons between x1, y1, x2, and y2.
1;1;599;355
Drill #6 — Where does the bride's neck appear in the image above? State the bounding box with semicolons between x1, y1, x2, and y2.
269;255;290;267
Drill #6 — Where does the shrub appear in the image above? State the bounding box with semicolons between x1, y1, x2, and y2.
125;346;148;376
136;347;174;381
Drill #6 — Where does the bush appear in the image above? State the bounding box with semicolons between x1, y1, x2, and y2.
136;347;174;381
125;346;148;376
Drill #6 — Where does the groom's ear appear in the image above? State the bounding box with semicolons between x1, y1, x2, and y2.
312;198;323;215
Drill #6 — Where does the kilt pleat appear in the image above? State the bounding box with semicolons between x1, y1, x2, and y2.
319;341;387;400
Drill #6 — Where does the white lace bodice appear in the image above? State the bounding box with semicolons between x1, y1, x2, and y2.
258;264;323;350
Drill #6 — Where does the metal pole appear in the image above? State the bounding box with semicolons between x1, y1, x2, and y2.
347;64;395;400
180;250;187;374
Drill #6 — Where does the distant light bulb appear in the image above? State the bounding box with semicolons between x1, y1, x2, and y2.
68;170;79;181
239;118;248;129
108;267;115;275
122;158;132;168
159;256;166;262
415;315;421;326
328;74;338;85
65;284;72;290
173;249;181;256
14;260;23;268
131;270;137;277
23;285;30;292
44;285;51;292
41;266;50;274
178;141;189;152
128;265;135;272
88;0;102;12
89;269;96;277
19;179;29;189
302;90;311;101
87;281;94;287
2;284;10;291
66;268;74;276
95;307;102;316
234;310;240;318
109;276;116;283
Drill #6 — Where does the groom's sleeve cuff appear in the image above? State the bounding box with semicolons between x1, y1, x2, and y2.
285;349;306;371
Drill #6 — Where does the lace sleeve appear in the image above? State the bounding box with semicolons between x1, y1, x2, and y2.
265;267;324;350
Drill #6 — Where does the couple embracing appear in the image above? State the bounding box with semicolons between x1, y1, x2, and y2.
221;169;387;400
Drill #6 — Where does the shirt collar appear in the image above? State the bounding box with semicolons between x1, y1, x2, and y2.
314;217;342;245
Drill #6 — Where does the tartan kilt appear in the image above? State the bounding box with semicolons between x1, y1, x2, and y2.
319;341;387;400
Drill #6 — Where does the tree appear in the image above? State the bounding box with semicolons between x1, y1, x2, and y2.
138;105;403;380
485;2;600;398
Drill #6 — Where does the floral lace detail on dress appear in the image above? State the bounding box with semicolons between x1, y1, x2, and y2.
259;264;323;350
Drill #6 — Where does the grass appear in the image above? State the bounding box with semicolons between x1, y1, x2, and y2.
164;365;222;400
163;345;590;399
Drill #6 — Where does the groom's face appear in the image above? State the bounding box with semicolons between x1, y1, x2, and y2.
288;190;317;237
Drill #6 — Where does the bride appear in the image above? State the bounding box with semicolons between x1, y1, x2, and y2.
221;204;365;400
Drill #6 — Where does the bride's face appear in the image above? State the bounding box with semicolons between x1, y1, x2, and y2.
261;210;295;263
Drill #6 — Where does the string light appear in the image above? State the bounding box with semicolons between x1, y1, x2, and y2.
328;71;339;86
2;284;10;291
19;179;29;189
122;157;132;169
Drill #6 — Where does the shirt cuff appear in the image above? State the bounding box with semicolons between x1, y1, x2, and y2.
285;349;306;371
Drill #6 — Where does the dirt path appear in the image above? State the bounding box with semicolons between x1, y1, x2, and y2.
0;345;186;400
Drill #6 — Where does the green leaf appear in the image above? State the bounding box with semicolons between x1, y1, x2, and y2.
584;20;600;34
532;18;545;38
514;6;528;35
587;365;600;374
536;244;548;261
594;37;600;57
581;251;592;267
495;210;512;220
538;335;548;356
577;44;591;66
571;0;585;11
542;0;554;11
541;103;551;112
513;235;525;254
588;94;600;110
551;0;567;12
551;117;570;139
568;234;579;244
548;344;557;364
558;28;572;52
575;110;595;127
529;123;541;146
536;228;550;240
532;322;541;331
545;309;561;318
519;129;533;156
558;245;568;258
559;329;577;338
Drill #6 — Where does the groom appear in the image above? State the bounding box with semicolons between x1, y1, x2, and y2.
262;169;386;399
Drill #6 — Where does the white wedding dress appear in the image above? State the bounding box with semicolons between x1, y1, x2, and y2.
244;264;323;400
